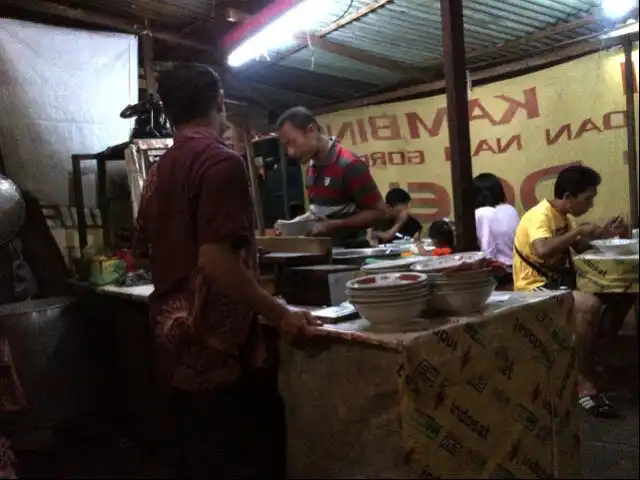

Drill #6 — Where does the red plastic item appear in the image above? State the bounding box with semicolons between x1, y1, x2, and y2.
115;249;135;272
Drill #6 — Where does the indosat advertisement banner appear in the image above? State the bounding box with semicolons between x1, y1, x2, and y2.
317;48;639;224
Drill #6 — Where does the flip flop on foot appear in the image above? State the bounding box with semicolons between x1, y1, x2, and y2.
578;393;620;418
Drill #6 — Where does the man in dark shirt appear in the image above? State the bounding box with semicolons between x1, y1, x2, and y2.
276;107;385;248
133;64;318;480
371;188;423;244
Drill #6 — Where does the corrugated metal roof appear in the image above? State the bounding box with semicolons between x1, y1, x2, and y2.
64;0;216;27
229;0;607;109
279;0;599;71
279;48;406;84
225;0;379;66
235;62;382;98
10;0;618;111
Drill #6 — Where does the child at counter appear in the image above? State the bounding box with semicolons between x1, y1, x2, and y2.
426;219;511;288
427;219;456;256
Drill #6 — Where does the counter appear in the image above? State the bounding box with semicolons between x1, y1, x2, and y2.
82;282;581;479
574;250;639;293
280;291;581;479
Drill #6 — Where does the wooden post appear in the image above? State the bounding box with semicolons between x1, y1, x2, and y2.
0;145;6;176
279;144;290;220
623;38;638;229
239;120;266;235
622;37;640;395
440;0;476;251
140;27;157;94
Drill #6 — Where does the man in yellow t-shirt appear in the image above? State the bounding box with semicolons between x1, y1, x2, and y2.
512;165;633;419
513;199;580;291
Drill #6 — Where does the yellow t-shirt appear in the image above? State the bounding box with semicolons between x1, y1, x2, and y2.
513;199;576;291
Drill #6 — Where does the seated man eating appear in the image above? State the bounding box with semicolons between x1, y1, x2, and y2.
513;165;633;418
370;188;423;245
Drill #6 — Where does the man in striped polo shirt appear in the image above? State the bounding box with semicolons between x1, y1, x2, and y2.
277;106;385;248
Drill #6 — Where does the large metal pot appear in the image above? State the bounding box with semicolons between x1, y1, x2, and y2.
0;175;25;246
0;296;91;449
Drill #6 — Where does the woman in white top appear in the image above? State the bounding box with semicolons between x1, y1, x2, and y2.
473;173;520;269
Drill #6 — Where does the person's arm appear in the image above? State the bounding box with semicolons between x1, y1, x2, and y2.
410;218;424;241
530;216;592;260
194;154;290;327
331;160;386;230
572;220;596;254
375;210;410;243
572;216;626;253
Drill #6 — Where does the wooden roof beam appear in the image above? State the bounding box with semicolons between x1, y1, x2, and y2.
5;0;330;109
461;15;598;63
313;17;615;114
314;37;614;115
303;35;433;80
260;0;394;66
5;0;219;54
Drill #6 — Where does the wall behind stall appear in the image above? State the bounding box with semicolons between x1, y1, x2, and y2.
0;19;138;260
318;48;640;226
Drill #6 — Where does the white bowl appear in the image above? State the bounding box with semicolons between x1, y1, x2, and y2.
430;277;496;293
347;287;430;304
346;272;428;291
428;268;493;283
590;238;639;256
351;297;427;326
347;283;429;301
274;218;315;236
428;281;496;314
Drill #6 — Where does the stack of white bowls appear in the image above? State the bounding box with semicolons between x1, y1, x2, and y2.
346;272;430;327
274;217;316;236
411;252;496;314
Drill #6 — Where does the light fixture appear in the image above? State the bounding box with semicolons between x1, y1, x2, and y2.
601;0;637;19
227;0;335;68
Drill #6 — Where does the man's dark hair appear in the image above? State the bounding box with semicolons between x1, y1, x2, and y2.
428;220;455;249
385;188;411;207
474;173;507;208
276;106;319;131
553;165;601;199
157;63;222;126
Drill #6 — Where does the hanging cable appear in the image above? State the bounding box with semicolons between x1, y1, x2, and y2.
307;0;354;69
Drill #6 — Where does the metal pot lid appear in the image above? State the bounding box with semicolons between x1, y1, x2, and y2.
0;175;25;246
333;247;396;259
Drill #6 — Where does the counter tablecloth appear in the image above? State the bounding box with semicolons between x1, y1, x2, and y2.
574;250;639;293
280;291;581;479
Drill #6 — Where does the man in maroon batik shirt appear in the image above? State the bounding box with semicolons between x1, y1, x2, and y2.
133;64;319;480
276;106;385;248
